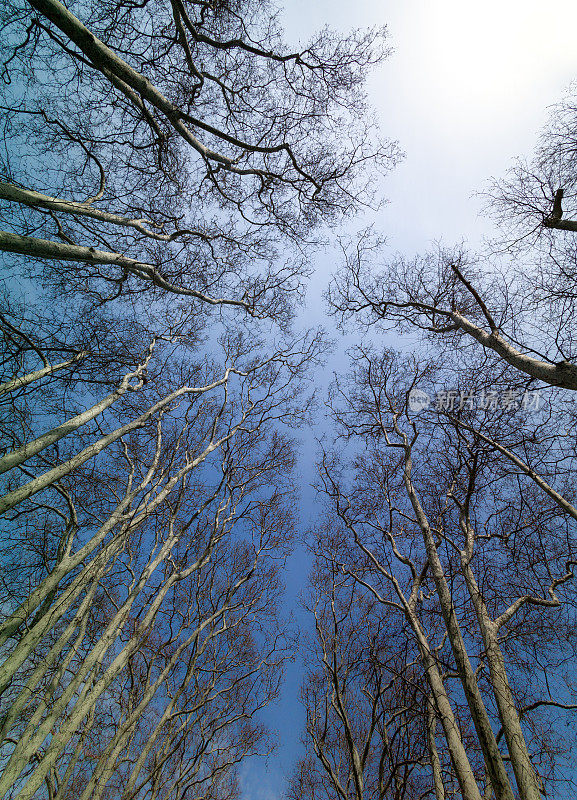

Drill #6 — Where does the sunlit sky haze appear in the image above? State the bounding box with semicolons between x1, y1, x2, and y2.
285;1;577;249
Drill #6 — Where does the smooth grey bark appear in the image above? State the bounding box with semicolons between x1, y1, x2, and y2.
0;423;231;690
447;310;577;390
457;506;546;800
0;365;245;657
0;182;205;242
351;261;577;390
447;418;577;524
24;0;307;183
1;531;187;797
0;352;151;476
0;367;238;516
0;568;104;741
396;424;515;800
426;698;446;800
408;613;483;800
346;545;483;800
4;523;259;800
0;471;231;790
453;407;577;796
461;561;542;800
0;353;86;396
0;230;250;308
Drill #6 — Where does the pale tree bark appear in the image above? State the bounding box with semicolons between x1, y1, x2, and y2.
0;352;86;397
0;1;393;795
0;230;253;311
296;553;439;800
0;361;247;662
329;394;513;800
4;517;264;800
426;698;446;800
0;338;157;476
0;416;289;798
392;417;515;800
25;0;309;182
79;497;280;800
317;466;485;800
333;240;577;390
425;412;577;799
0;365;243;517
406;611;482;800
1;0;396;320
0;182;210;243
454;493;572;800
0;317;313;797
460;560;542;800
317;348;577;799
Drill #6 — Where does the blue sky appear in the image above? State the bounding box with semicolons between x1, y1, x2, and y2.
241;3;577;798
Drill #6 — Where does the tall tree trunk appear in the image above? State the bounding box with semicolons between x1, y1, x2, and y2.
406;609;483;800
401;442;515;800
461;559;543;800
426;698;446;800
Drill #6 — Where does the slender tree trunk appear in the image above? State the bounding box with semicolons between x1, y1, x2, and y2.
461;560;542;800
0;353;85;396
426;698;446;800
401;446;515;800
406;608;483;800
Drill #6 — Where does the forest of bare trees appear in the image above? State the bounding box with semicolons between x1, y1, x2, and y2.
1;2;577;799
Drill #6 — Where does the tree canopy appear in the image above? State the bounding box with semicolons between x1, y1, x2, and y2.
1;4;577;800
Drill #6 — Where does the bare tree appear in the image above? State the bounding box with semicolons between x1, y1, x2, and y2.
0;2;399;794
0;0;398;320
291;553;435;800
0;300;321;798
328;91;577;403
484;89;577;238
330;235;577;392
323;92;577;800
312;348;577;800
